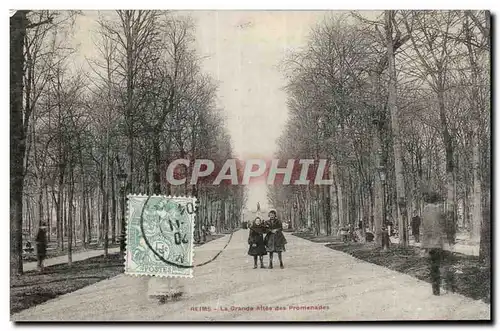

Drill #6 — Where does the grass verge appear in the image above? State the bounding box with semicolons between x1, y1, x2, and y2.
11;253;124;314
293;231;341;243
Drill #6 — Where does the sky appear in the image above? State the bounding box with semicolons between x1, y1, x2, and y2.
186;11;328;211
72;10;330;211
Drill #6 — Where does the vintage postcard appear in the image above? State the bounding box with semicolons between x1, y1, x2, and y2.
9;9;491;322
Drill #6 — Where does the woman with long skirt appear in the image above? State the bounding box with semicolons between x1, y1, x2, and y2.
264;210;287;269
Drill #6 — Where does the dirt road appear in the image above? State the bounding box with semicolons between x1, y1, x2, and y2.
12;230;490;321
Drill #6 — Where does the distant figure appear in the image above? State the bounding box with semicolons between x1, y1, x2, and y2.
264;210;287;269
381;225;390;250
247;217;267;269
411;211;421;243
339;226;350;243
257;202;261;212
283;220;290;230
201;225;207;242
210;223;216;235
35;222;48;272
365;232;375;242
421;191;456;296
385;218;396;237
349;224;359;242
354;227;364;243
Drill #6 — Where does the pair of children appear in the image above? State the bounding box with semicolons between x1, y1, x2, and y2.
247;210;287;269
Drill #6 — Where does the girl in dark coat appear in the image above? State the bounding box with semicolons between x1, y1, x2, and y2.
264;210;287;269
248;217;267;269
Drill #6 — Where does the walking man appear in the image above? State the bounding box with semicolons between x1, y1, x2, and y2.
411;210;421;243
35;222;48;273
421;191;456;295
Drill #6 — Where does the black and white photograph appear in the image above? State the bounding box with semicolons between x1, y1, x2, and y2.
9;8;491;322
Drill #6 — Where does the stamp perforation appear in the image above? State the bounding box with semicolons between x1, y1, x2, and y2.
124;194;197;279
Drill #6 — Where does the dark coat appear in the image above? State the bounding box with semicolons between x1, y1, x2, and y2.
264;219;287;252
411;216;421;233
248;225;267;256
36;228;48;258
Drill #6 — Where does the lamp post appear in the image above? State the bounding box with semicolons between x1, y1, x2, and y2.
117;171;128;254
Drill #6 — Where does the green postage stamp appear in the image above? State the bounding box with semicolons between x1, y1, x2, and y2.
125;195;196;278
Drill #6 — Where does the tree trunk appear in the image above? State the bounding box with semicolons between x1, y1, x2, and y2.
438;86;456;240
479;194;490;263
479;11;491;261
63;189;68;238
361;184;369;238
329;164;339;235
124;14;135;194
298;194;305;230
386;10;409;247
26;198;31;237
337;173;345;227
369;186;374;232
46;184;51;242
102;149;109;257
373;124;384;245
87;190;93;245
153;138;161;194
38;188;44;228
111;160;117;245
306;186;312;229
57;167;64;251
465;22;482;243
97;190;102;244
143;158;150;195
82;187;87;248
220;200;226;233
68;169;74;265
323;182;332;235
463;186;469;229
10;10;28;277
51;187;60;249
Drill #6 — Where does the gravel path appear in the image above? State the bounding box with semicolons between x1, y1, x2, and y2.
23;248;120;272
13;230;490;321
